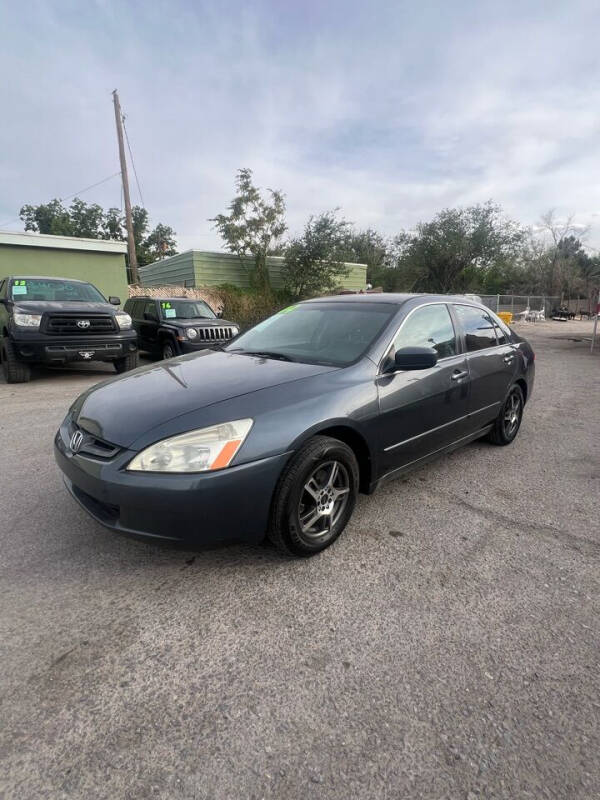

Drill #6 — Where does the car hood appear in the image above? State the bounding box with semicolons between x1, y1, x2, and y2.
165;318;236;329
13;300;116;314
73;349;335;447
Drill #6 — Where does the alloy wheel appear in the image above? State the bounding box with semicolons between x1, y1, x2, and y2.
503;391;522;438
298;460;350;542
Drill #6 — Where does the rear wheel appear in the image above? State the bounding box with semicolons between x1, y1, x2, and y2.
1;338;31;383
268;436;359;556
487;384;524;445
113;352;139;374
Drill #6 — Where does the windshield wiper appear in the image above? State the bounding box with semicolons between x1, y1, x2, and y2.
229;349;295;362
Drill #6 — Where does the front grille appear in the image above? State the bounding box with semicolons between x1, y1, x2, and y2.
67;420;121;459
45;314;116;335
196;326;234;342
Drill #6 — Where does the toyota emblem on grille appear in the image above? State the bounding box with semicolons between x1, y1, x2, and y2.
77;319;91;328
70;430;84;453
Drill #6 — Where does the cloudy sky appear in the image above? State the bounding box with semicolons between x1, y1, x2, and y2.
1;0;600;251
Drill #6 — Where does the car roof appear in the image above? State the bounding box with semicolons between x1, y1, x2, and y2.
129;296;204;302
300;293;486;307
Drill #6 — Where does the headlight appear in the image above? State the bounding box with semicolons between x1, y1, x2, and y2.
115;312;132;330
186;328;198;339
231;326;239;336
126;419;253;473
13;310;42;328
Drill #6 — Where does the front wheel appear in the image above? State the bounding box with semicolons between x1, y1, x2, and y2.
487;384;524;445
268;436;359;556
113;352;139;374
1;338;31;383
162;341;176;360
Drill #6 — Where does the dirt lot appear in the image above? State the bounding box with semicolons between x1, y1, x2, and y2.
1;321;599;799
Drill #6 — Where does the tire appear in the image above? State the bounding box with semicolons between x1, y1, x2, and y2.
268;435;359;557
1;338;31;383
113;352;139;374
487;384;524;446
162;340;176;360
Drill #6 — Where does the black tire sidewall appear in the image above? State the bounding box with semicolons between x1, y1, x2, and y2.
276;438;359;555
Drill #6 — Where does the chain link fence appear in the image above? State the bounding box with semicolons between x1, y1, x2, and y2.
480;295;560;317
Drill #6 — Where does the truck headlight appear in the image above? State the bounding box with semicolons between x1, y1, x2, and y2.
231;326;239;336
186;328;198;339
126;419;253;473
115;312;132;330
14;310;42;328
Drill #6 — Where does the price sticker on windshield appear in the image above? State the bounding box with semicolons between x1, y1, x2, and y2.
12;280;27;295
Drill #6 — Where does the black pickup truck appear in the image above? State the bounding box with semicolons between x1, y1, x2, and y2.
123;296;238;360
0;276;138;383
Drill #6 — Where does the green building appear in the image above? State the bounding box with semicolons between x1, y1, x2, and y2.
139;250;368;291
0;231;129;301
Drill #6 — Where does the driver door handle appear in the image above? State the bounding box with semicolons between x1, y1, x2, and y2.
451;369;469;381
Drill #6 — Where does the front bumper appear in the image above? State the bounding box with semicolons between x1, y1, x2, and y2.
54;421;290;546
178;340;230;354
11;330;138;364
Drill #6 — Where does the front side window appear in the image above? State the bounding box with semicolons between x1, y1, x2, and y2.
159;300;216;320
393;303;457;358
225;302;397;367
9;278;105;302
454;305;497;351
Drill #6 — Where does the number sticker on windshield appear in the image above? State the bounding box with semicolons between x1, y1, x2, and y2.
12;280;27;295
161;302;172;309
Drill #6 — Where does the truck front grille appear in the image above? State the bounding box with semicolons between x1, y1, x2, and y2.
45;314;116;334
197;327;234;342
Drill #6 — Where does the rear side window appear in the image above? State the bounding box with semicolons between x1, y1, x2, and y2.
394;303;457;358
454;305;497;351
144;301;158;320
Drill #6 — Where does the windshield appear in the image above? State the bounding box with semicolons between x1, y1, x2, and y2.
10;278;106;303
159;300;216;320
225;302;396;366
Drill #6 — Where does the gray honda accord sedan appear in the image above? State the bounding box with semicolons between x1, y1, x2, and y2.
55;294;534;556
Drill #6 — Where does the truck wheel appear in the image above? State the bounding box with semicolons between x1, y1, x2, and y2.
113;352;139;374
1;338;31;383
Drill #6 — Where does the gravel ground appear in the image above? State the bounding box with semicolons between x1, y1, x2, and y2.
1;321;599;799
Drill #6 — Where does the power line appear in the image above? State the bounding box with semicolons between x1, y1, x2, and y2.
121;114;145;208
59;172;122;203
0;172;122;230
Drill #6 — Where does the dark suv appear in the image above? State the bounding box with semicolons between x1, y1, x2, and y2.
123;296;238;360
0;276;138;383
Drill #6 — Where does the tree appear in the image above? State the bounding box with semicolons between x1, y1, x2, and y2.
390;202;525;294
18;198;178;270
210;168;286;290
142;223;178;263
20;199;73;236
342;228;389;286
282;210;352;299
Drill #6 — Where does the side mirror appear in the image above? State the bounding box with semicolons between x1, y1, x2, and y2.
109;296;121;305
216;309;223;319
393;346;438;371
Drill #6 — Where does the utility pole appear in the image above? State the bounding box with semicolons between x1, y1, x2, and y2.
112;90;139;284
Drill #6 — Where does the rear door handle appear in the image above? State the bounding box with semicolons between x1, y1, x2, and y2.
503;354;515;364
451;370;469;381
